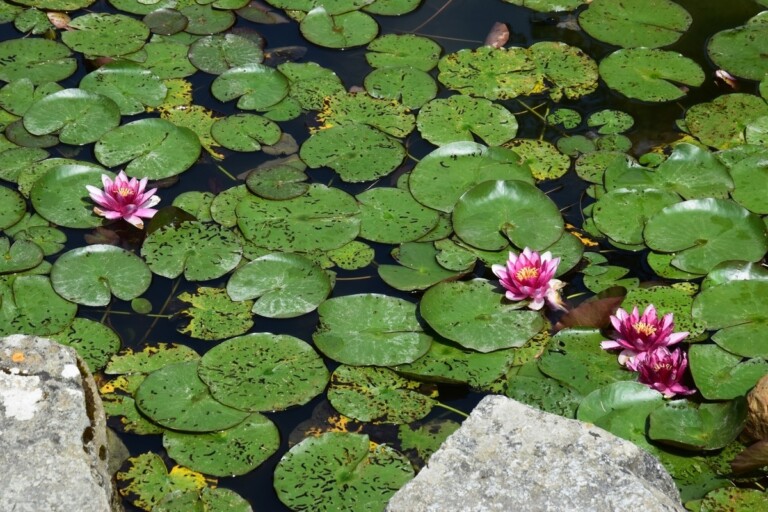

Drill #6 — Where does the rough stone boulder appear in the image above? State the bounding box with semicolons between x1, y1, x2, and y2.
0;334;121;512
387;394;684;512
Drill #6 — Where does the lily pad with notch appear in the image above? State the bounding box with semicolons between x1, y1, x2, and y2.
30;164;110;229
357;187;439;244
79;61;168;116
503;139;570;181
188;33;264;75
211;64;289;111
0;185;25;229
689;344;768;400
176;287;254;341
179;3;235;35
53;317;121;372
708;23;768;81
592;188;681;246
0;237;42;274
245;162;309;200
366;34;441;71
648;398;747;451
378;242;465;291
300;9;379;49
364;66;437;109
684;93;768;150
211;113;281;152
416;95;518;146
61;13;149;57
0;275;77;336
317;92;415;138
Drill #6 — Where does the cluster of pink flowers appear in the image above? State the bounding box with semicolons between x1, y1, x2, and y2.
601;305;695;398
492;247;566;311
86;171;160;229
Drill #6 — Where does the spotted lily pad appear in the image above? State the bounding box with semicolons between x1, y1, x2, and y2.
578;0;691;48
211;113;281;152
503;139;570;181
378;242;464;291
420;279;545;352
314;293;432;366
529;41;599;101
153;487;252;512
211;64;289;111
0;275;77;336
198;333;329;411
651;143;733;199
0;38;76;85
176;287;254;340
300;9;379;49
52;317;121;372
30;164;110;229
50;244;152;306
708;23;768;81
105;343;201;375
188;33;264;75
245;160;309;200
685;93;768;150
592;188;680;245
273;432;413;512
0;237;42;274
317;92;415;138
357;187;439;244
328;365;435;423
226;252;331;318
366;34;441;71
364;66;437;109
79;61;168;116
61;13;149;57
416;95;518;146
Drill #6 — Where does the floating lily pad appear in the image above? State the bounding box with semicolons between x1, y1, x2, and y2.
357;187;439;244
366;34;441;71
227;252;331;318
433;238;478;272
0;185;25;229
364;66;437;109
689;344;768;400
163;413;279;476
503;139;570;181
643;199;767;274
277;61;344;111
211;113;281;152
417;95;518;146
0;38;76;85
420;279;545;352
198;333;329;411
189;33;264;75
0;238;42;274
363;0;421;15
79;62;167;116
684;93;768;150
592;188;680;245
211;64;289;111
300;9;379;49
135;361;250;432
502;0;587;12
378;242;464;291
701;261;768;289
176;287;253;340
587;109;634;134
52;317;121;372
599;48;704;102
236;184;360;252
50;244;152;306
142;40;198;79
0;275;77;336
529;41;599;101
327;240;374;270
579;0;691;48
314;293;432;366
506;374;583;418
453;180;564;251
398;419;460;469
23;88;121;145
142;7;188;36
648;399;747;451
547;108;581;129
328;365;434;424
651;143;733;199
724;148;768;214
0;147;50;183
179;4;235;35
153;487;252;512
300;123;404;182
30;164;110;229
708;23;768;81
105;343;200;375
409;142;533;213
61;13;149;57
317;92;415;138
245;163;309;200
273;432;413;512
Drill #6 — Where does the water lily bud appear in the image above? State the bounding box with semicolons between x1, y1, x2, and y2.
744;374;768;441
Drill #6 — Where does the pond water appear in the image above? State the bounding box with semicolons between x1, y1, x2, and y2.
2;0;768;510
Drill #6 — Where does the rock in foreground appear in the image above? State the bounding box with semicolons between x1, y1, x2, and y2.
387;395;684;512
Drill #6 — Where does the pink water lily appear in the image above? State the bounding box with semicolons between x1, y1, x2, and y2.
86;171;160;229
492;247;565;311
627;346;696;398
601;305;688;364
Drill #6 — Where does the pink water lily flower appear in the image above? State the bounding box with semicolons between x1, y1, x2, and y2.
627;346;696;398
601;305;688;365
492;247;565;311
86;171;160;229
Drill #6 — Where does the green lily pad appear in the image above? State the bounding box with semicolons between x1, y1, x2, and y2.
409;142;533;213
587;109;634;134
689;344;768;400
163;413;279;476
378;242;464;291
277;61;345;111
592;188;680;245
141;221;242;280
366;34;441;71
52;317;121;372
420;279;545;352
727;149;768;214
142;8;189;36
357;187;439;244
363;0;421;15
245;161;308;200
94;118;201;179
538;328;635;395
692;280;768;358
50;244;152;306
236;184;360;252
643;199;768;274
0;238;42;274
416;95;518;146
300;9;379;49
708;23;768;81
23;88;121;145
328;365;434;424
105;343;200;375
211;113;281;152
0;185;25;229
364;66;437;109
300;123;404;182
327;240;374;270
578;0;691;48
3;213;66;256
211;64;289;111
79;62;167;116
699;488;768;511
599;48;704;102
102;375;165;435
226;252;331;318
142;40;198;79
398;419;460;469
501;0;587;12
505;374;583;418
316;92;415;138
701;261;768;290
685;93;768;150
651;143;733;199
116;453;208;511
198;333;329;411
135;361;250;432
179;4;235;35
188;33;264;75
61;13;149;57
0;38;76;85
176;287;254;341
0;275;77;336
576;381;665;446
547;108;581;129
529;41;599;101
30;164;110;229
153;488;252;512
172;191;214;222
314;293;432;366
453;180;564;251
0;146;50;183
433;238;478;272
503;139;570;181
648;399;747;451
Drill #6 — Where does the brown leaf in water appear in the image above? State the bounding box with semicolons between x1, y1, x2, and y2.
484;22;510;48
553;286;626;333
731;440;768;475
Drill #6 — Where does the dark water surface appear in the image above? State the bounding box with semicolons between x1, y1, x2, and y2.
1;0;764;510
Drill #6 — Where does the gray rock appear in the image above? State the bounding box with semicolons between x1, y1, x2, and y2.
387;395;684;512
0;334;120;512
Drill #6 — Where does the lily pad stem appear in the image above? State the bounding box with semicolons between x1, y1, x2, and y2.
433;401;469;418
138;277;181;345
94;310;173;318
515;99;568;137
216;164;237;181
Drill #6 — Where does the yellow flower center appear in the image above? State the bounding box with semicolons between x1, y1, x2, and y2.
633;322;657;337
654;362;673;372
117;186;134;198
515;266;539;281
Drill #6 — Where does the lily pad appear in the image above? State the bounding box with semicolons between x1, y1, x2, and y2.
179;4;235;35
643;199;767;275
452;180;564;251
651;143;733;199
0;275;77;336
188;33;264;75
420;279;545;352
211;64;289;111
579;0;691;48
378;242;464;291
61;13;149;57
79;61;168;116
198;333;329;411
416;95;518;146
708;23;768;81
529;41;599;101
505;374;583;418
135;361;249;432
0;185;25;229
316;92;415;138
52;317;121;372
501;0;587;12
163;413;279;476
245;162;309;200
0;238;42;274
365;66;437;109
116;453;209;511
211;113;281;152
0;38;76;85
648;399;747;451
30;164;110;229
689;344;768;400
366;34;441;71
141;221;242;280
300;9;379;49
328;365;434;423
684;93;768;150
105;343;200;375
725;148;768;214
50;244;152;306
153;488;252;512
176;287;254;341
226;252;331;318
503;139;570;181
599;48;704;102
273;432;413;512
314;293;432;366
587;109;634;134
592;188;680;245
357;187;439;244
